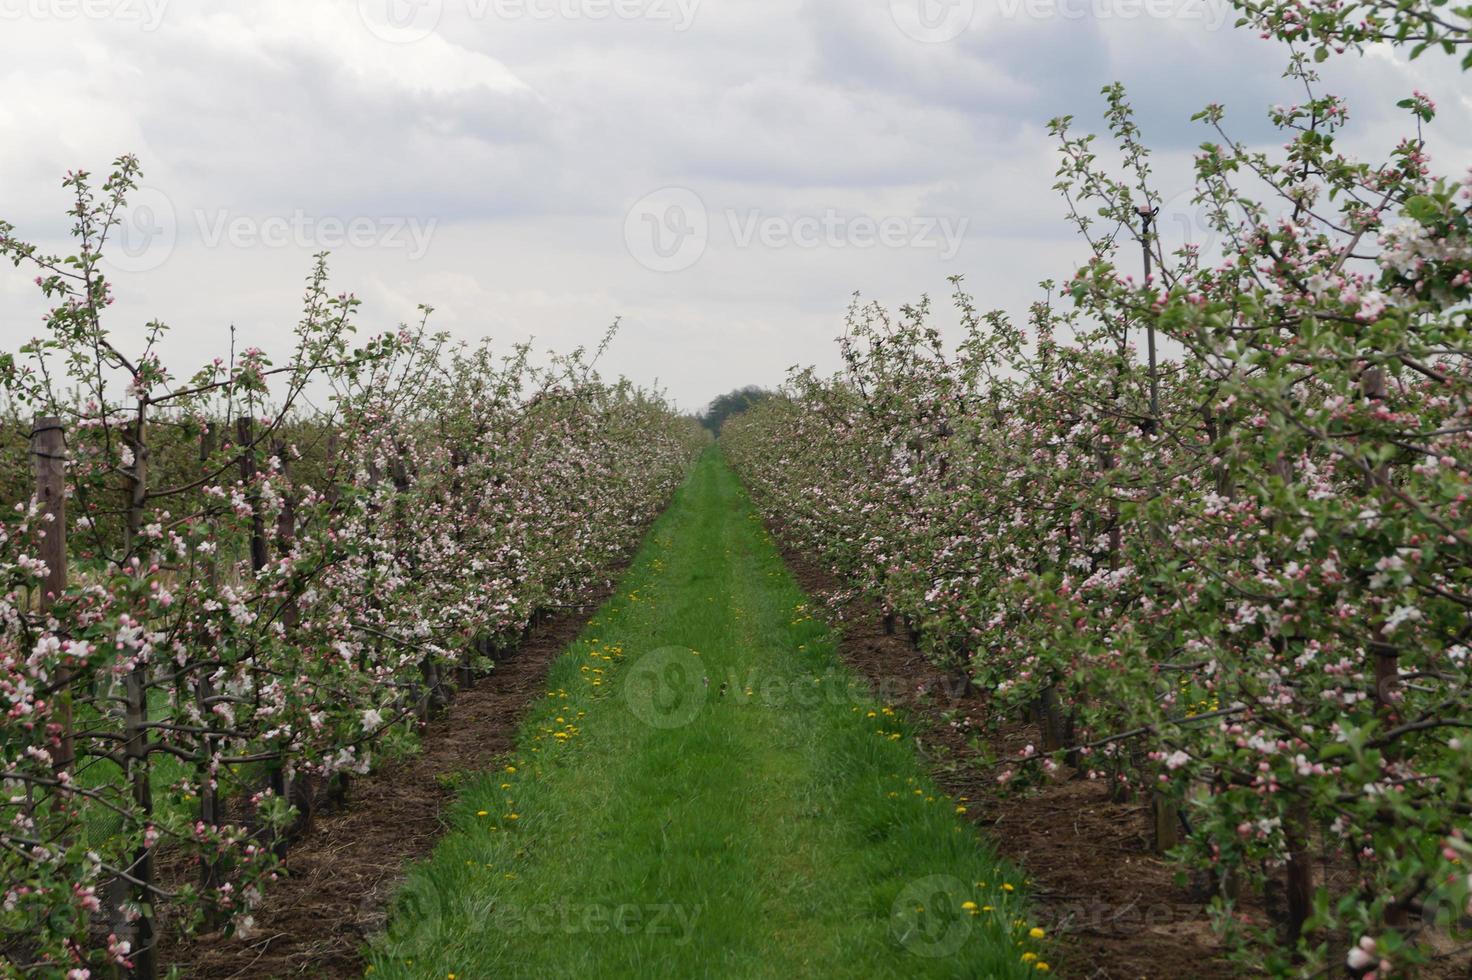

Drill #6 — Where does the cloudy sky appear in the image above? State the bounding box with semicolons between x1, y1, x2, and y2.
1;0;1468;411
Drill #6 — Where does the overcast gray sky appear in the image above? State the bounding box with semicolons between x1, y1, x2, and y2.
2;0;1468;411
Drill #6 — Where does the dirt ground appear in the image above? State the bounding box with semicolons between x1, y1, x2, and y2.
154;540;1238;979
772;541;1246;980
156;582;618;979
150;500;1470;979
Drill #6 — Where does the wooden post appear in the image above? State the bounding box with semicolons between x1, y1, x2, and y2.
391;443;446;717
114;407;156;980
194;425;227;929
1038;686;1068;754
123;667;156;980
1282;802;1314;945
236;418;268;575
1138;205;1160;431
237;420;290;856
1361;367;1399;721
273;439;299;631
1152;789;1181;852
30;417;71;772
1264;450;1314;943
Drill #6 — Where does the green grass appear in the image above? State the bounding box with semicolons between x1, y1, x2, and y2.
365;450;1048;979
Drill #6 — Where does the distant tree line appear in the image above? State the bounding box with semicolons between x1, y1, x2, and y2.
699;386;774;435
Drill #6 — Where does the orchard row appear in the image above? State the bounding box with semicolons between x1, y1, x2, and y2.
0;159;707;978
725;9;1472;976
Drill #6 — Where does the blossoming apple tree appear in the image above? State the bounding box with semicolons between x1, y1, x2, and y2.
725;7;1472;975
0;158;705;978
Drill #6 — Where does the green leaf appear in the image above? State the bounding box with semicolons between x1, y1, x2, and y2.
1405;195;1440;223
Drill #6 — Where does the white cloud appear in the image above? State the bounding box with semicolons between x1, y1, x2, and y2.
188;1;530;97
0;1;1467;411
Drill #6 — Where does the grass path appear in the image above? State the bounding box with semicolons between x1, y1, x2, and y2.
366;451;1047;979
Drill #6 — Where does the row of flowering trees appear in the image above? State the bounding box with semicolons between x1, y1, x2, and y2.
0;158;707;978
724;6;1472;977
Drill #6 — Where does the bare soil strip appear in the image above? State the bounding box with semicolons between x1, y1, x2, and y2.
769;535;1242;980
158;580;623;980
